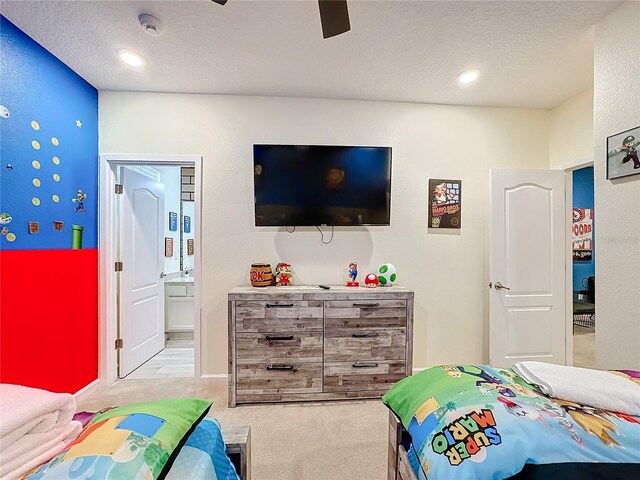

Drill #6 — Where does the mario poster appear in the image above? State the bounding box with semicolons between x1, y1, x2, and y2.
428;179;462;229
607;126;640;180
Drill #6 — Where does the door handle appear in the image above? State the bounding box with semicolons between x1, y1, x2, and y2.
352;362;379;368
265;335;294;341
266;303;294;308
352;303;380;308
160;272;166;279
266;364;295;371
494;282;511;291
352;332;379;338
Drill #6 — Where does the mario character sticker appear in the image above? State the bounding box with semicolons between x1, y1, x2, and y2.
572;208;593;262
428;179;462;229
607;126;640;180
72;189;87;212
1;213;15;242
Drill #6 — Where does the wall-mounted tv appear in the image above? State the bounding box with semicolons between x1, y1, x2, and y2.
253;144;392;227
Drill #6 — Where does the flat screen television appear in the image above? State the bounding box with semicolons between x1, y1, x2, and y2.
253;144;392;226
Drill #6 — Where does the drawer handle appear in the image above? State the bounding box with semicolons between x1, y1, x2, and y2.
352;362;379;368
352;332;379;338
266;364;295;371
266;335;294;341
266;303;294;308
352;303;380;308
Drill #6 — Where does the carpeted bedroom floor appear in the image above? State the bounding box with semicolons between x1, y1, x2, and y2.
78;378;389;480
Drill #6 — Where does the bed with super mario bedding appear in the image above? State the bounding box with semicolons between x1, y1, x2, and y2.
383;365;640;480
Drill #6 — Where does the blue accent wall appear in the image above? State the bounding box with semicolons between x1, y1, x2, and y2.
0;15;98;250
572;166;595;291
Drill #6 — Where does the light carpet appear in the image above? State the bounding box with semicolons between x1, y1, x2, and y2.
78;378;388;480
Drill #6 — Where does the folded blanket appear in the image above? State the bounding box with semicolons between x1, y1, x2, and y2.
512;361;640;416
0;384;82;479
0;420;82;480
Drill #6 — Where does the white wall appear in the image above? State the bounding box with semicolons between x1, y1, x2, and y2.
158;167;182;276
549;89;594;169
593;1;640;369
99;92;550;375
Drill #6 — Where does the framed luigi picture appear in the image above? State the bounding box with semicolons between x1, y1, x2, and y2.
607;126;640;180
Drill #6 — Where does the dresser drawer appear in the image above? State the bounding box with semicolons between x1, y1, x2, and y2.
235;301;323;332
235;332;323;364
237;362;323;395
324;329;406;362
323;361;406;393
324;300;407;329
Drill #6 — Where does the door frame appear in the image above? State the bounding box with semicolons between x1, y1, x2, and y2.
99;154;203;385
563;158;595;367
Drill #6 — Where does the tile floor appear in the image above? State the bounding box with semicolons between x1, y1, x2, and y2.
123;338;194;379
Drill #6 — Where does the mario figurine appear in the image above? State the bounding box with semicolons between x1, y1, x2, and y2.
72;189;87;212
275;262;293;286
346;261;359;287
618;135;640;169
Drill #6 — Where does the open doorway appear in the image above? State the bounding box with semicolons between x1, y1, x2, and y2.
118;165;196;379
99;155;202;386
571;166;595;368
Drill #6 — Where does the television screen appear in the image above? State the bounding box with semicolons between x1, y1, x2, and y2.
253;145;392;226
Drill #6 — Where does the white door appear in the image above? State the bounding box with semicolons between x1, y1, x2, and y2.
490;169;566;368
119;168;165;377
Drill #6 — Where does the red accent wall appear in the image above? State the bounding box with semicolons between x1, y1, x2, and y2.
0;249;98;393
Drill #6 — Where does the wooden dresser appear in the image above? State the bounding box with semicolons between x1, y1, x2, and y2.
228;285;414;406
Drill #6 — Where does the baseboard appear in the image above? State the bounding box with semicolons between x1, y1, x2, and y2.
74;379;100;402
200;374;228;379
412;368;426;374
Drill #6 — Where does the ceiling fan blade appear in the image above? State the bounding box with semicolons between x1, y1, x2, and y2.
211;0;228;5
318;0;351;39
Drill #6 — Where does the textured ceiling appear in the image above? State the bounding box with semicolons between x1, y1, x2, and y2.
1;0;620;109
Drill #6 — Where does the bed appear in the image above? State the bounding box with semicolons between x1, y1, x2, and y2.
385;365;640;480
9;396;250;480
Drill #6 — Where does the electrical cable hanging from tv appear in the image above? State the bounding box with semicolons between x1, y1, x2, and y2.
316;225;334;245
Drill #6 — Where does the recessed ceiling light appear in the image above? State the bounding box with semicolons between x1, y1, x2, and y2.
457;69;479;85
117;49;145;68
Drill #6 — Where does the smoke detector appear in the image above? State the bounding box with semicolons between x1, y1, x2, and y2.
139;14;162;36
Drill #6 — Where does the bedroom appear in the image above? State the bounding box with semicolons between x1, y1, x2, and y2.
0;1;638;479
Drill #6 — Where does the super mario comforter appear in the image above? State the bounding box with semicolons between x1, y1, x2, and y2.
383;365;640;480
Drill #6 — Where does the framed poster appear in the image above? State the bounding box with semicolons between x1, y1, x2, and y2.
184;215;191;233
187;238;194;256
169;212;178;231
165;237;173;257
428;179;462;229
572;208;593;262
607;125;640;180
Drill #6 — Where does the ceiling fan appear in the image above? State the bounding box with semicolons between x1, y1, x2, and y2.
211;0;351;39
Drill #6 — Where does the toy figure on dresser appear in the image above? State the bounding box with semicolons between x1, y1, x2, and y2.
346;261;359;287
275;262;293;286
250;263;273;287
378;263;397;286
364;273;379;288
